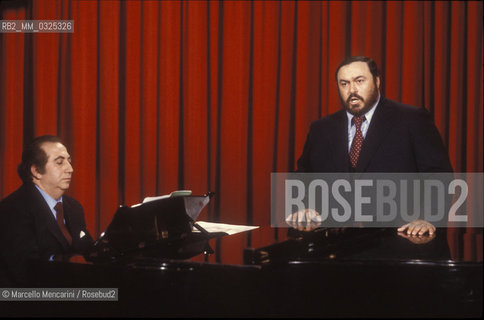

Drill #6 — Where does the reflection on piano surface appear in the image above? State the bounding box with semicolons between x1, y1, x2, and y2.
1;194;481;317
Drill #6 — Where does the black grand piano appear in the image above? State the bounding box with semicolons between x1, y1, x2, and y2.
1;193;482;318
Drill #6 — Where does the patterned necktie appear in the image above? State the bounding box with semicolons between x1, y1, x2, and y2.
349;116;366;168
54;202;72;245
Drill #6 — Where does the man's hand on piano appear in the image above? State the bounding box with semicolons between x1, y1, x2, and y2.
397;230;436;244
397;219;436;236
285;209;322;231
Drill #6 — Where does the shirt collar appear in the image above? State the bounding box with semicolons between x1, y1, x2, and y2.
34;184;63;211
346;93;381;125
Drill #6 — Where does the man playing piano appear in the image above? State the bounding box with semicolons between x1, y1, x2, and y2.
0;135;93;286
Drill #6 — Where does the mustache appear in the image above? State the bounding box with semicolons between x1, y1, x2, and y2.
347;93;364;103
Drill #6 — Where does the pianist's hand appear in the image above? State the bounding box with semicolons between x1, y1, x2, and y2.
285;209;322;231
397;219;436;236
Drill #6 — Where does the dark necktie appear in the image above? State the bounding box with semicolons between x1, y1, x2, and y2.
349;116;366;168
54;202;72;245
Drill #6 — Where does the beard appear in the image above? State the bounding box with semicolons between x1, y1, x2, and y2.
339;83;380;116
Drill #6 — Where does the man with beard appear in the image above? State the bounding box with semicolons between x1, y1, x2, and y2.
293;56;453;236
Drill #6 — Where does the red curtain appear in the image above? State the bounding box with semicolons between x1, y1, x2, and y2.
0;0;482;263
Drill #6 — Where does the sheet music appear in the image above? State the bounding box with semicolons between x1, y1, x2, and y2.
193;221;259;235
131;190;192;207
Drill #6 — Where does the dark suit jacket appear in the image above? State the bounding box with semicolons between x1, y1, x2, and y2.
0;182;94;286
297;98;453;173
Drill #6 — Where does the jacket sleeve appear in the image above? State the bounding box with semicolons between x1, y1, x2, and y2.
296;124;314;172
410;107;453;173
0;201;41;286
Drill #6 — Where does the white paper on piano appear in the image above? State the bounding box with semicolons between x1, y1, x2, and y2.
193;221;259;235
131;190;192;208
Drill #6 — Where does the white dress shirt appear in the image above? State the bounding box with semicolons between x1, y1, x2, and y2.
35;184;63;221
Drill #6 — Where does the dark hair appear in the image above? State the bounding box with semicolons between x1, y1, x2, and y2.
334;56;381;82
17;135;63;183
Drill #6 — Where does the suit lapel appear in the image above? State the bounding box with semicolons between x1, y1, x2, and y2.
331;110;350;171
28;184;70;249
62;199;77;243
356;98;396;172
